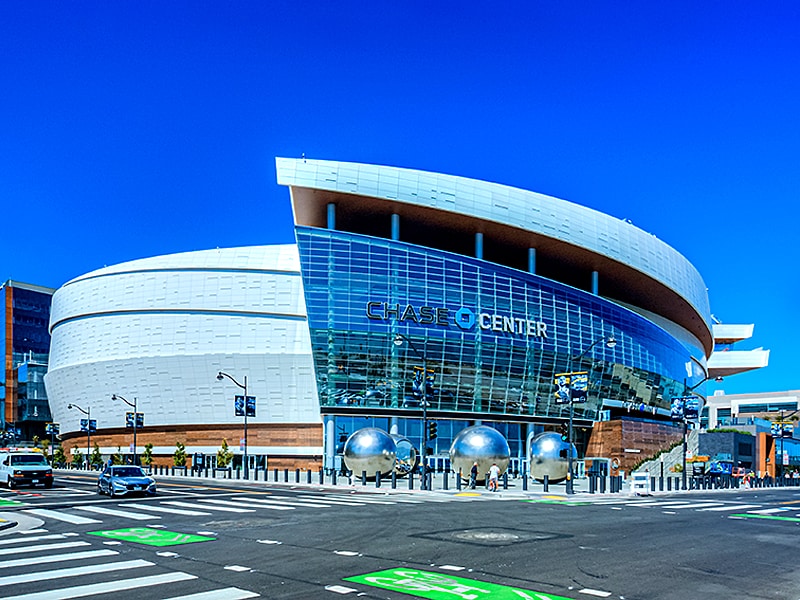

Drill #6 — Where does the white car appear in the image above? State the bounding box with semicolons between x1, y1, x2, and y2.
0;452;54;489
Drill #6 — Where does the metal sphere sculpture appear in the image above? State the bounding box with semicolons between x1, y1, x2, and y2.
449;425;510;483
343;428;397;478
528;431;576;483
390;434;418;477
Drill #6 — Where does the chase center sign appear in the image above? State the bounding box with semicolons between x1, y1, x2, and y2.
365;301;548;338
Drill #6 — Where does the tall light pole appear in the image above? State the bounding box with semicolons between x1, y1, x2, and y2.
217;371;249;479
67;403;91;470
678;375;723;489
112;394;138;465
394;333;430;490
564;335;617;495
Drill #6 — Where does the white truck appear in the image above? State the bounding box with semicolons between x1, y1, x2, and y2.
0;451;54;489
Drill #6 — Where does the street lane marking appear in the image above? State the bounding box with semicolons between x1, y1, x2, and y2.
0;571;197;600
731;513;800;523
22;509;101;525
224;565;252;572
0;558;153;587
698;504;761;512
439;565;465;571
73;506;161;520
579;588;612;597
748;508;787;514
0;549;118;570
162;587;260;599
0;534;70;546
296;495;366;506
125;503;212;516
237;497;329;509
334;550;360;556
194;499;274;511
162;501;255;513
0;541;90;557
326;585;358;594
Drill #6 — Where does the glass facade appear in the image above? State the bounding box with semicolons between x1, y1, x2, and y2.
297;227;701;425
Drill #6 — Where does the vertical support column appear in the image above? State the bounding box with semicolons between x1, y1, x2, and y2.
391;213;400;241
327;203;336;230
389;417;399;436
528;248;536;274
591;271;599;295
475;232;484;259
324;416;336;473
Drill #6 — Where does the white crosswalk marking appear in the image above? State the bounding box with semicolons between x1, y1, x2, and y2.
163;588;260;599
748;508;787;514
0;549;118;570
699;504;761;512
0;558;153;586
0;534;71;546
0;541;90;557
237;496;332;508
295;495;367;506
73;505;161;520
196;498;287;511
22;509;101;525
162;500;256;513
125;503;212;516
1;571;198;600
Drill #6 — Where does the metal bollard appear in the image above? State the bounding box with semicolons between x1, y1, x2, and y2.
503;472;508;490
307;469;312;484
599;475;606;494
376;471;381;488
408;472;414;490
522;470;528;491
391;470;397;489
362;470;367;486
457;469;462;491
295;468;300;483
332;470;337;485
273;468;278;482
543;475;549;492
443;471;448;490
589;475;596;494
319;468;324;485
284;468;289;483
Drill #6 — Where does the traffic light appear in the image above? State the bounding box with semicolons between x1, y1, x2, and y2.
428;421;438;441
559;422;569;441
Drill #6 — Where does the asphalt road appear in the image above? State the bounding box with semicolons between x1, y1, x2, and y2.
1;473;800;599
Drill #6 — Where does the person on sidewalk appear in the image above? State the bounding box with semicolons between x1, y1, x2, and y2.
469;462;478;489
488;462;500;492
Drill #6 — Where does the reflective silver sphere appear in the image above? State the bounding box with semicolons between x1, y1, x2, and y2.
528;431;576;483
390;434;418;477
343;428;396;478
449;425;510;482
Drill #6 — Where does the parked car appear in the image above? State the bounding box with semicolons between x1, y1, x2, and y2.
97;465;156;497
0;451;53;489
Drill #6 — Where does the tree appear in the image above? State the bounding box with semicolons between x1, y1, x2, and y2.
142;443;154;467
41;439;50;458
32;435;41;448
217;439;234;468
90;442;104;469
72;448;84;469
173;441;187;467
53;445;67;468
112;447;124;465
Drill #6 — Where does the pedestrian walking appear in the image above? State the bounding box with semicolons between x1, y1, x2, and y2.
488;462;500;492
469;461;478;489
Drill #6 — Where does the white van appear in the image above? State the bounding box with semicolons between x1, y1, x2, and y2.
0;451;54;489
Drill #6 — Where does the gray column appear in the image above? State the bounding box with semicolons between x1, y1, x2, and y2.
389;417;399;436
591;270;599;295
327;203;336;230
324;416;336;471
475;232;484;259
391;213;400;241
528;248;536;274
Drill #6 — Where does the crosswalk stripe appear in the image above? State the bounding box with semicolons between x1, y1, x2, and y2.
319;494;396;505
0;534;70;546
699;504;761;512
163;587;261;599
296;495;366;506
196;498;286;511
748;508;787;514
1;571;197;600
125;503;212;516
162;501;255;513
674;503;725;510
23;509;101;525
73;506;161;520
238;497;331;508
0;541;90;557
0;558;153;587
0;549;118;571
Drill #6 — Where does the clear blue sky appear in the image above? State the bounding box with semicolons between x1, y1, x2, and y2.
2;3;797;395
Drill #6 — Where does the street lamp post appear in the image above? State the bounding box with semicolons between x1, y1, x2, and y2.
776;409;799;478
67;403;91;470
565;336;617;495
394;333;430;490
217;371;249;479
678;375;723;490
112;394;138;465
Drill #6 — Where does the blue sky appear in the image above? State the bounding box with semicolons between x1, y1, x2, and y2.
1;3;797;395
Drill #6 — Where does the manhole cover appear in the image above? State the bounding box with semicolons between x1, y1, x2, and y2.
418;527;568;547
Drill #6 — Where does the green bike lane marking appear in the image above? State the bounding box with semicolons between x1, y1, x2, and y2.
0;499;23;507
345;568;571;599
88;527;215;546
730;513;800;523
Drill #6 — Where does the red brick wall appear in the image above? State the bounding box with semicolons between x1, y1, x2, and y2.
585;419;683;474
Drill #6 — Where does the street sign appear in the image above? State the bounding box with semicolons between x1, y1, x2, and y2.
125;412;144;428
80;419;97;433
45;423;60;435
553;372;588;404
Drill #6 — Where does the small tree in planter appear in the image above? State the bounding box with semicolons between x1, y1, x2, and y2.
90;443;104;470
217;439;233;469
112;447;124;465
173;442;187;468
72;449;84;469
53;445;67;468
142;443;154;470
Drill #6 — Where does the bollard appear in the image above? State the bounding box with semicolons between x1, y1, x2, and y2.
284;468;289;483
589;475;596;494
332;469;337;485
307;469;312;484
272;468;277;482
319;468;324;485
599;475;606;494
376;471;381;488
522;470;528;491
543;475;549;492
391;470;397;489
408;472;414;490
503;472;508;490
295;468;300;483
443;471;448;491
362;470;367;486
457;469;462;491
